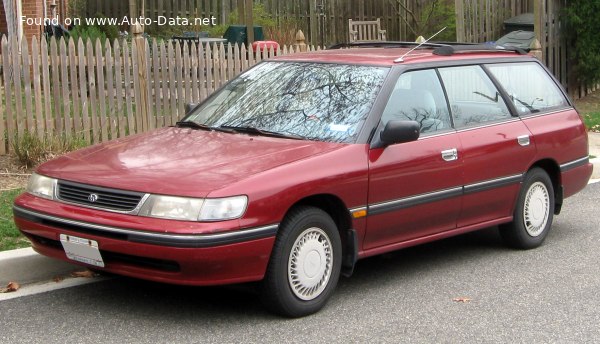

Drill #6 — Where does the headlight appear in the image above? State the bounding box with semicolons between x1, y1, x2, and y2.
138;195;247;221
27;173;56;200
138;195;204;221
199;196;248;221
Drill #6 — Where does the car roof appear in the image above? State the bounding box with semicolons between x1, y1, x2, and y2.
271;46;533;67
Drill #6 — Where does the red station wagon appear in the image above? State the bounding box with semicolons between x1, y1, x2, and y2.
14;43;593;317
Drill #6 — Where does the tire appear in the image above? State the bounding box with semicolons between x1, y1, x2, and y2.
261;206;342;317
500;168;555;249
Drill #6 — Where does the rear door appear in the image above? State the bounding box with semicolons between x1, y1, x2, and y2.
364;69;463;250
438;65;536;227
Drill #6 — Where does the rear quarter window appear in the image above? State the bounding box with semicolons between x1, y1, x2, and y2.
486;62;569;116
438;65;511;128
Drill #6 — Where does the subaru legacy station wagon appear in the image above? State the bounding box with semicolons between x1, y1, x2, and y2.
14;43;592;317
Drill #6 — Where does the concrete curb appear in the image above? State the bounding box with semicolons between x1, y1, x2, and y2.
0;247;80;286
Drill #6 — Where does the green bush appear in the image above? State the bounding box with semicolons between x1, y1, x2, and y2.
564;1;600;86
12;132;88;168
69;25;108;43
69;12;119;44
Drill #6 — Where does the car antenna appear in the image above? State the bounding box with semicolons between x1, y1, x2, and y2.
394;27;447;63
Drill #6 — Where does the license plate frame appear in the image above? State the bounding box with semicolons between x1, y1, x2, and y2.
60;234;105;267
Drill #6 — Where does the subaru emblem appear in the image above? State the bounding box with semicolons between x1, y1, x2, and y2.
88;193;99;202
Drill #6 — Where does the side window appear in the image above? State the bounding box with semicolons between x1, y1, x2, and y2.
486;62;569;115
439;65;511;128
380;69;451;134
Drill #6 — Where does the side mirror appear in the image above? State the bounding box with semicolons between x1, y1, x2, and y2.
185;102;199;115
380;120;420;146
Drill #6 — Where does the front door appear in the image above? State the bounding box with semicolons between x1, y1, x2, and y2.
364;69;463;250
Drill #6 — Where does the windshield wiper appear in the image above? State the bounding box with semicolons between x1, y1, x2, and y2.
176;121;236;133
176;120;212;130
220;125;305;140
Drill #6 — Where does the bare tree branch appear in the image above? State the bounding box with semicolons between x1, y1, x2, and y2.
388;0;442;37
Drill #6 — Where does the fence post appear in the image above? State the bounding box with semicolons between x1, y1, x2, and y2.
132;23;149;133
294;30;307;52
530;38;543;61
455;0;465;42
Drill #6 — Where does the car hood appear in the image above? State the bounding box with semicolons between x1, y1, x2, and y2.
37;127;346;197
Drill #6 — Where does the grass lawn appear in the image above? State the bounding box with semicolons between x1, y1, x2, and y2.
581;112;600;132
0;189;30;251
574;91;600;132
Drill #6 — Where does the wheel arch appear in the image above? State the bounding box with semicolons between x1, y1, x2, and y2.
529;159;563;214
286;194;358;277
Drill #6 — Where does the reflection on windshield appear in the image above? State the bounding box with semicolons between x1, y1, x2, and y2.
185;62;389;143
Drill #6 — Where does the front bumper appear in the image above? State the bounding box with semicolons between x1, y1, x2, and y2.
13;195;278;286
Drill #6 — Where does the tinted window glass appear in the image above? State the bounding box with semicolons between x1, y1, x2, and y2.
380;69;451;134
439;65;511;128
486;62;568;115
186;62;389;143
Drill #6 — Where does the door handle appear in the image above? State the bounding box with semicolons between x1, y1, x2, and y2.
441;148;458;162
517;135;530;146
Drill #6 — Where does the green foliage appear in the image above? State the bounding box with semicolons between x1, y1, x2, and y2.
582;112;600;132
421;0;456;42
12;132;88;169
390;0;456;41
0;188;29;251
69;12;119;43
69;25;108;43
564;1;600;86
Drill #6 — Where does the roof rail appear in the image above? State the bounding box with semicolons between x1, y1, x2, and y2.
328;41;448;50
433;44;527;56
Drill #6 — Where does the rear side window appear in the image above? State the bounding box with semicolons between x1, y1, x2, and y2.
486;62;569;115
439;65;511;128
380;69;451;134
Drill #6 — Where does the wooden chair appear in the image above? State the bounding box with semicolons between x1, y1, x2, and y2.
348;18;387;43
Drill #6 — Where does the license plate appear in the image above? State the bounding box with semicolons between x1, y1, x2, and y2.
60;234;105;267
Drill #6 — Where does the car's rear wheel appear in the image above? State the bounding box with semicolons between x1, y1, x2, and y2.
261;206;341;317
500;168;555;249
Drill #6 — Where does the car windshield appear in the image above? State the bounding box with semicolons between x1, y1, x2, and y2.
184;62;389;143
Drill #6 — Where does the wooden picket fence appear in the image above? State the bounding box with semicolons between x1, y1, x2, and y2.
0;35;319;155
86;0;427;45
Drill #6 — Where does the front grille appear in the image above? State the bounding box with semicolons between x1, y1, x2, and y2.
57;180;145;212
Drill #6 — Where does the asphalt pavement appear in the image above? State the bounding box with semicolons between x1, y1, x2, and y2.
0;181;599;343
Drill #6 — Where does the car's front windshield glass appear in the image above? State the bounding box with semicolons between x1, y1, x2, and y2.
185;62;389;143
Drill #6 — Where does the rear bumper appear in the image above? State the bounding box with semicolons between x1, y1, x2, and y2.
560;157;593;198
13;203;277;286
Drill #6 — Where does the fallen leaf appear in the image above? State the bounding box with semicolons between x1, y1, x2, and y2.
0;281;20;293
53;276;65;283
71;270;96;278
452;297;472;303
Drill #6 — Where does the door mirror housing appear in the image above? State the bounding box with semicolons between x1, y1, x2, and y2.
185;103;199;115
380;120;420;146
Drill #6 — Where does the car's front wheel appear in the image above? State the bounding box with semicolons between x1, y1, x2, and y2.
500;167;555;249
261;206;341;317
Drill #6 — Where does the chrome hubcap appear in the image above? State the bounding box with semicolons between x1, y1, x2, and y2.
523;181;550;237
288;227;332;301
